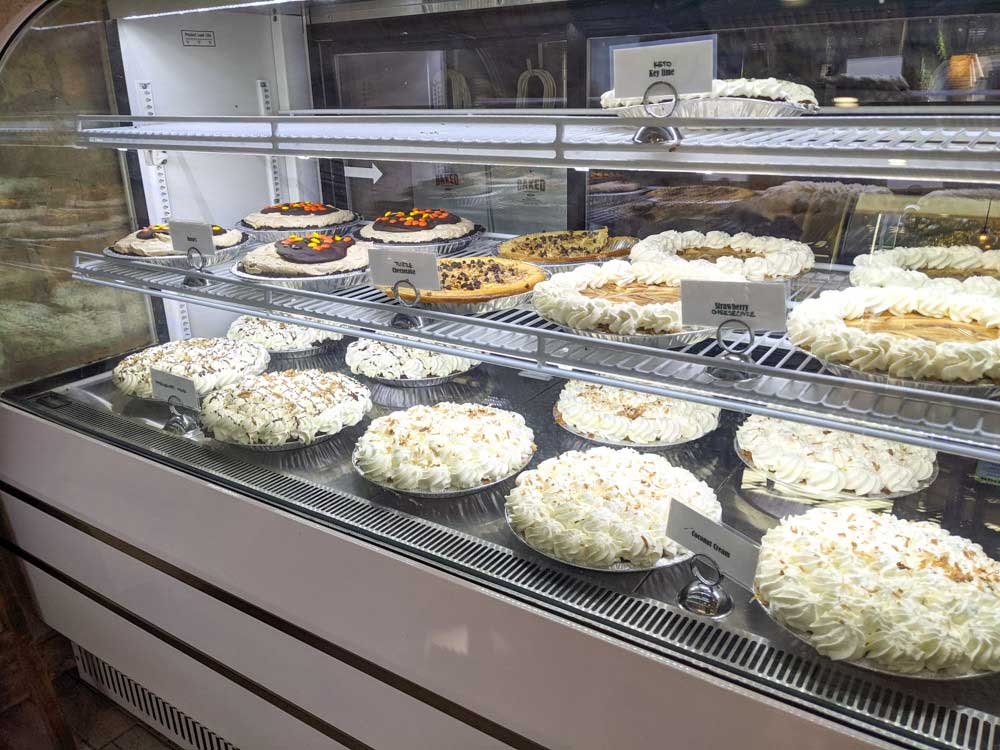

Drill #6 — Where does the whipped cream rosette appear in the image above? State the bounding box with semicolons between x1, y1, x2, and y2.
532;257;742;336
345;340;476;381
601;78;817;109
506;447;722;570
851;246;1000;297
736;415;936;498
788;287;1000;384
200;369;370;447
353;402;535;494
112;338;270;399
630;230;814;280
226;315;342;353
756;507;1000;676
555;380;719;446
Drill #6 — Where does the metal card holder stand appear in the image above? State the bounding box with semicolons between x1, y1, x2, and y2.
678;553;734;619
707;319;757;383
390;279;423;330
183;247;211;288
163;395;201;436
632;81;683;150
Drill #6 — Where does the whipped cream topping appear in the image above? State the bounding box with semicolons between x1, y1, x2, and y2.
113;226;244;257
737;415;936;496
756;507;1000;674
506;447;722;569
112;338;270;398
354;402;535;492
557;380;719;445
601;78;817;108
345;340;476;380
226;315;342;352
788;287;1000;382
532;258;743;335
630;230;814;280
201;369;370;446
852;246;1000;296
850;265;1000;297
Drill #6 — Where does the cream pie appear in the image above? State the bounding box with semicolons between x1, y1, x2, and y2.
239;233;371;278
601;78;817;109
788;287;1000;383
226;315;342;353
242;201;355;231
358;208;476;244
498;227;636;265
851;245;1000;297
630;230;814;280
756;507;1000;674
201;369;370;447
506;447;722;569
380;256;546;305
112;224;245;257
345;340;476;381
112;338;269;399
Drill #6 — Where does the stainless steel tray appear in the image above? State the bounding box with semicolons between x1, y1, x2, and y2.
102;237;255;268
611;97;816;119
548;322;714;349
505;505;693;573
235;216;361;244
735;439;939;501
351;450;527;498
229;263;370;293
352;224;485;255
552;404;717;448
385;289;536;316
816;356;1000;399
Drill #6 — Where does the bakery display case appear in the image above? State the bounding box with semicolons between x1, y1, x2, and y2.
5;2;1000;750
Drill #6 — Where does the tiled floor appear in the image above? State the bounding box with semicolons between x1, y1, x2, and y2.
1;669;184;750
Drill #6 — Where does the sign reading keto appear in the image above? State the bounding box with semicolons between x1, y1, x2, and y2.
169;220;216;259
680;279;788;332
368;248;441;291
665;502;759;590
149;369;200;411
610;34;716;101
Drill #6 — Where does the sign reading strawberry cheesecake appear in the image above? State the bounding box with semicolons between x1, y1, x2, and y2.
680;278;787;332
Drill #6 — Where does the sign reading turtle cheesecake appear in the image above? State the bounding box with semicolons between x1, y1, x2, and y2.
665;501;759;590
680;279;787;332
368;248;441;291
609;34;716;101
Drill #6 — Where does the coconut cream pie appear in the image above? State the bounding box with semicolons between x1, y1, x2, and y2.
555;380;719;445
380;256;546;305
498;227;635;265
359;208;476;244
201;369;371;447
354;402;535;492
239;233;371;278
532;257;742;335
601;78;817;109
506;447;722;569
756;507;1000;674
788;287;1000;383
345;340;476;381
630;230;814;280
851;246;1000;297
112;338;269;399
112;224;245;257
242;201;355;231
226;315;342;353
737;415;936;497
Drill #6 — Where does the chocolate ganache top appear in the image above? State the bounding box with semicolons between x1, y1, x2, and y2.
135;224;228;240
372;208;461;233
260;201;339;216
276;233;354;264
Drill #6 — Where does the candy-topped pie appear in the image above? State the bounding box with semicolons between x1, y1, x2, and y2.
359;208;476;244
112;223;245;257
239;232;371;278
380;256;546;305
242;201;355;231
498;227;637;265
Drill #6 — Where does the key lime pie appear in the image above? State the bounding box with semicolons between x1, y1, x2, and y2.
226;315;342;353
601;78;818;109
345;340;476;381
756;507;1000;675
506;447;722;569
788;287;1000;383
201;369;371;447
112;223;245;257
554;380;719;446
242;201;355;231
358;208;476;244
630;230;814;280
112;338;269;399
737;415;936;497
238;233;371;279
851;246;1000;297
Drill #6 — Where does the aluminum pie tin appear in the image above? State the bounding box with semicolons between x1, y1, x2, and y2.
504;506;693;573
229;263;370;293
235;216;361;244
206;429;340;453
735;440;939;502
550;322;714;349
266;341;341;361
366;367;477;388
552;404;717;449
754;597;996;681
815;356;1000;399
610;97;816;119
385;289;536;316
352;224;485;255
102;237;255;268
351;451;526;498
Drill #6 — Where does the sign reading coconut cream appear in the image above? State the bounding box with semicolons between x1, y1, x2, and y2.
368;248;441;292
610;34;716;101
680;279;787;332
666;502;759;590
169;220;216;258
149;369;200;411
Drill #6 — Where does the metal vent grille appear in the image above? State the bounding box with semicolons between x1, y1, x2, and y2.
73;643;239;750
43;400;1000;750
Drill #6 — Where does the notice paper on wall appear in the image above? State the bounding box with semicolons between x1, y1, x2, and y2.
368;248;441;291
609;34;716;101
665;502;760;590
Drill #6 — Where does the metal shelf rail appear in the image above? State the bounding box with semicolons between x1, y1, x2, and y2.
72;248;1000;463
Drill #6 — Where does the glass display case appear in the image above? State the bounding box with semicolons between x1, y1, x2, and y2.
4;2;1000;749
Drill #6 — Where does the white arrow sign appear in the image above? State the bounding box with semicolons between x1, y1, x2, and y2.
344;163;383;184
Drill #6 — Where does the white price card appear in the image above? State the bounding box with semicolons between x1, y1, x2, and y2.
150;368;200;411
169;220;216;259
680;279;788;332
610;34;716;101
368;248;441;291
665;502;760;590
